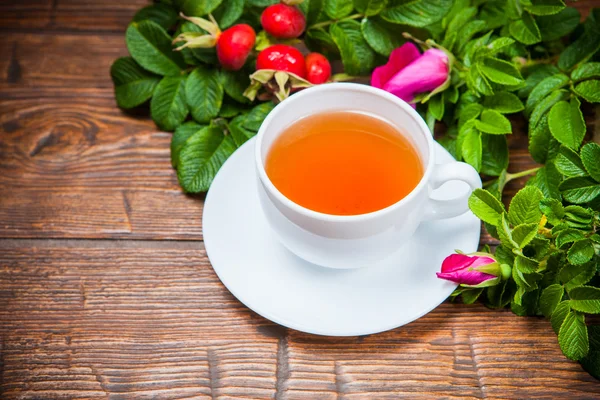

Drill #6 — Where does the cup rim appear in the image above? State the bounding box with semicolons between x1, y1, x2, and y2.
254;83;435;222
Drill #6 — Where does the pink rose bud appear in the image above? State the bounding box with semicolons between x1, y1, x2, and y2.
436;253;504;288
371;42;450;105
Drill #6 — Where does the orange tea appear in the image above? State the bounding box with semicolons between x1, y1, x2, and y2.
265;111;423;215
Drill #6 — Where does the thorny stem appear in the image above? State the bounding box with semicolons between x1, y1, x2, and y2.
506;167;541;181
309;13;364;29
482;167;541;189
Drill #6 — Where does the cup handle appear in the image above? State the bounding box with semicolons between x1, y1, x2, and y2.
423;162;482;220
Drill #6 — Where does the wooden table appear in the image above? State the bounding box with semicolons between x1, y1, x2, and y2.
1;1;599;398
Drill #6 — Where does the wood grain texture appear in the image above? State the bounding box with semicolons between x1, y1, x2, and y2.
0;0;149;32
0;95;204;240
1;241;599;399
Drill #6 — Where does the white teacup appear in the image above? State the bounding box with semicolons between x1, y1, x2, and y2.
255;83;481;269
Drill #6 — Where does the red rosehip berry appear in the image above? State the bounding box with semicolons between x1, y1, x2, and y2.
261;4;306;39
216;24;256;71
256;44;307;78
305;52;331;84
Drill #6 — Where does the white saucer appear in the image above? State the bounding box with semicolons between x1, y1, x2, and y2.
203;137;480;336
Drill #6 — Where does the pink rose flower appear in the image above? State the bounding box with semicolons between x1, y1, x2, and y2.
371;42;450;105
436;253;501;287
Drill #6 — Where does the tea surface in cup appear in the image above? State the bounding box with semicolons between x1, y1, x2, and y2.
265;110;424;216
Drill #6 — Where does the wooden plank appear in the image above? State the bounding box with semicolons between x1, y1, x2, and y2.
0;96;203;240
0;241;598;399
0;0;148;32
0;33;126;90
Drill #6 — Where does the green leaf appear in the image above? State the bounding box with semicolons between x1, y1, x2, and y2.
552;300;571;333
354;0;388;16
558;16;600;71
177;126;236;193
481;134;509;176
508;186;544;225
468;65;494;96
537;7;580;41
560;260;597;291
219;102;245;118
527;164;562;200
555;146;588;178
475;110;512;134
126;21;185;76
468;188;506;226
479;0;508;29
574;80;600;103
133;3;178;29
548;98;585;151
460;126;482;172
515;254;540;274
564;205;594;226
461;288;484;304
581;326;600;380
110;57;161;109
540;284;564;318
539;198;564;225
213;0;244;29
482;92;524;114
560;177;600;204
171;122;205;167
509;12;541;45
324;0;354;19
304;28;339;57
446;6;477;36
525;73;569;115
246;0;278;6
571;62;600;83
478;57;524;86
220;70;250;104
487;279;516;309
428;94;444;121
186;67;223;124
361;17;404;57
486;37;517;56
524;0;565;16
529;89;569;131
529;114;559;164
512;223;539;249
569;286;600;314
174;0;223;16
301;0;325;26
581;143;600;182
556;229;586;248
456;20;488;55
244;102;276;131
567;239;595;265
228;114;256;147
519;64;560;99
458;104;483;128
498;213;519;249
381;0;452;27
151;75;189;131
558;310;589;361
330;20;377;76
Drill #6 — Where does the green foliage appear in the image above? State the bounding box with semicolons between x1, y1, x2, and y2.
111;57;161;109
151;75;189;131
126;21;186;76
381;0;452;27
330;20;377;75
